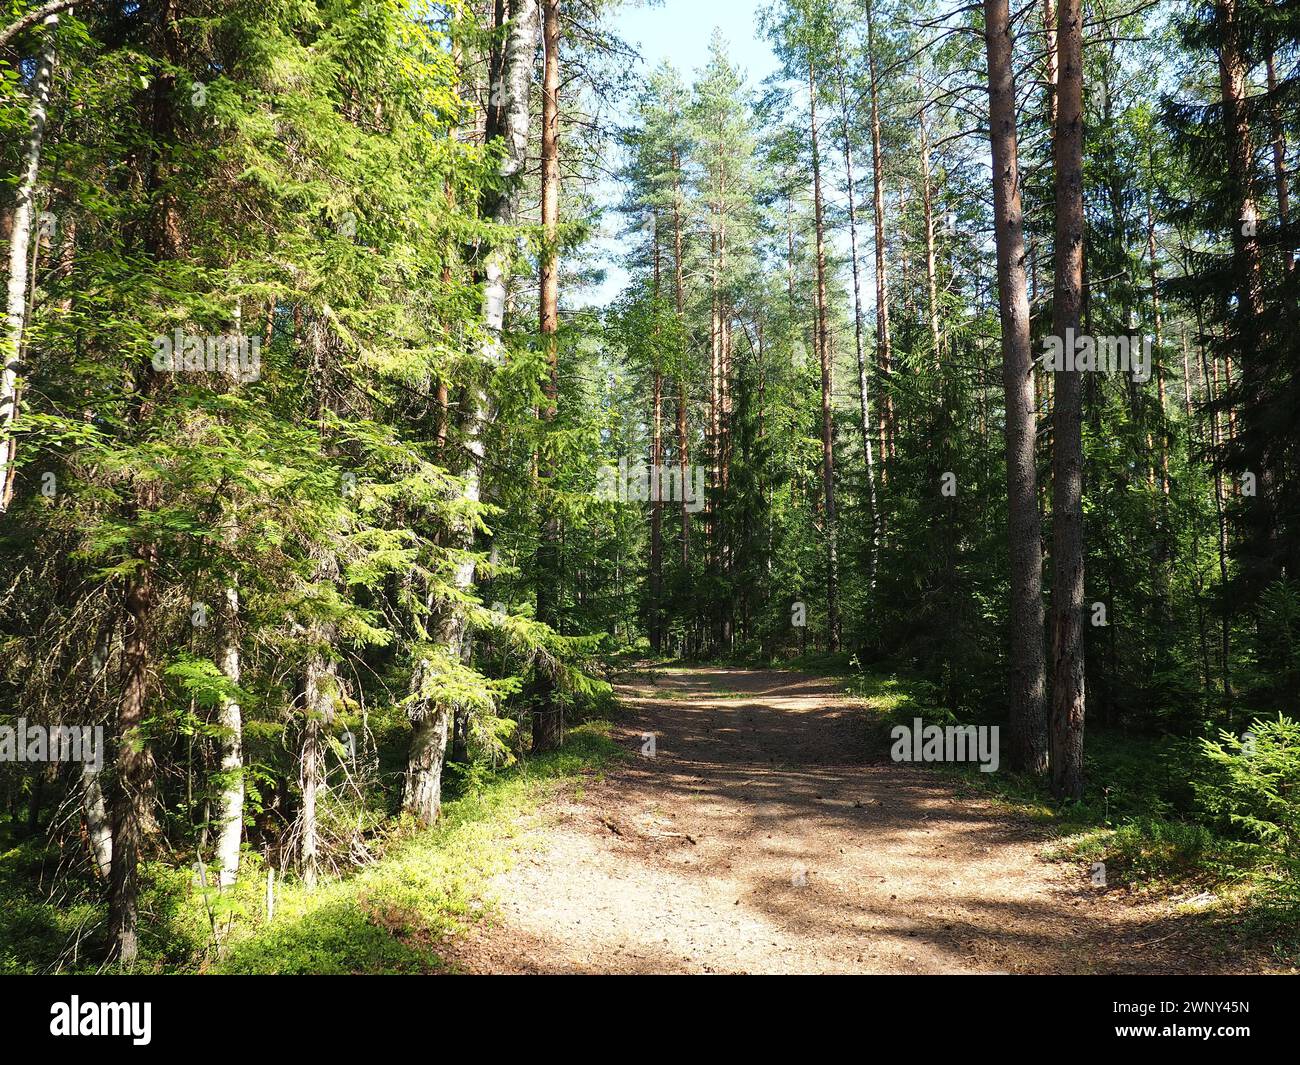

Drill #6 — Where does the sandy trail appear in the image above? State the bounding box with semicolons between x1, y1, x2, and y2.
452;666;1259;974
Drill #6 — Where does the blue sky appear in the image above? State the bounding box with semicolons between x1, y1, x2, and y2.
578;0;782;306
618;0;779;84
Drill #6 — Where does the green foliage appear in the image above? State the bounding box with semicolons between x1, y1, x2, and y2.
1057;819;1241;892
2;0;1298;974
0;720;620;974
1198;715;1300;905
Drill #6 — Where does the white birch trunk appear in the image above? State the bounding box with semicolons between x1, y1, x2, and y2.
82;761;113;879
82;621;114;878
214;306;245;886
402;0;538;824
1;15;59;515
214;581;243;886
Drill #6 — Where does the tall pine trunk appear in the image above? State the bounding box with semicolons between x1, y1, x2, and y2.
1216;0;1273;587
919;89;941;366
865;0;894;471
1265;52;1292;274
1043;0;1058;129
532;0;564;752
673;152;691;569
834;43;879;586
649;212;664;652
809;58;840;652
985;0;1049;776
1049;0;1087;800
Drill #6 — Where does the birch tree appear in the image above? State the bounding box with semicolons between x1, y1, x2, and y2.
0;13;60;515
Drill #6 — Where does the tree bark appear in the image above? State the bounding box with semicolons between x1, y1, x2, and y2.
919;85;942;367
1048;0;1087;801
405;0;539;805
809;57;840;651
82;612;115;878
672;149;691;568
300;644;336;890
865;0;894;470
1216;0;1272;581
650;211;663;652
834;41;879;585
1265;52;1292;274
1043;0;1059;129
1146;194;1169;496
1200;313;1234;707
402;650;450;825
108;544;156;962
214;580;243;885
0;13;59;516
82;759;113;878
984;0;1049;776
107;1;180;964
532;0;564;752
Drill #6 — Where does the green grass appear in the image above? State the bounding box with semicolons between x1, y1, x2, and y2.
0;721;622;975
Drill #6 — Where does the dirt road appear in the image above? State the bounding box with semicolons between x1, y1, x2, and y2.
453;667;1259;974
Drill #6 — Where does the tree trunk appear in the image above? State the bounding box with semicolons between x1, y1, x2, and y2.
479;0;538;367
402;652;450;825
834;42;879;586
985;0;1049;777
1265;52;1292;274
650;213;664;652
405;0;538;801
709;220;720;568
1146;194;1169;497
919;85;941;367
1048;0;1087;801
434;40;462;455
214;581;243;885
485;0;508;142
82;758;113;879
672;151;691;568
809;58;840;652
1145;190;1173;679
865;0;894;470
0;13;59;516
108;545;156;963
300;646;336;890
1043;0;1059;129
82;612;114;879
1200;312;1234;707
1216;0;1273;576
532;0;564;752
108;2;180;964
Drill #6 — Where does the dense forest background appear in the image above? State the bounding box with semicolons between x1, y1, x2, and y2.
1;0;1297;972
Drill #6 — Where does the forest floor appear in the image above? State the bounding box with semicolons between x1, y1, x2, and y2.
448;665;1280;975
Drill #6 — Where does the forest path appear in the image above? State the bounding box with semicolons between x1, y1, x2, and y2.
451;666;1240;974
